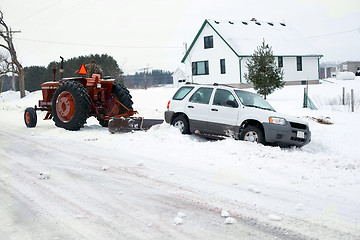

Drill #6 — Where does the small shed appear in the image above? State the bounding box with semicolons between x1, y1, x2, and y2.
172;68;186;88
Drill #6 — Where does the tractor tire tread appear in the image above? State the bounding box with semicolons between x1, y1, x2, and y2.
52;80;90;131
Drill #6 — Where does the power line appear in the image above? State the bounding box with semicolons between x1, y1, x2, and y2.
12;0;66;26
307;27;360;40
16;38;183;49
21;0;97;30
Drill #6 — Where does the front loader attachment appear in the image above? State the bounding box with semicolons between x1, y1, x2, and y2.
108;117;164;133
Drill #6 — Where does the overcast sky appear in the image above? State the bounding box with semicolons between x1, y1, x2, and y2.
1;0;359;74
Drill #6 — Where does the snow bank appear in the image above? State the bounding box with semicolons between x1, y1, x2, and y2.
336;72;356;80
1;80;360;239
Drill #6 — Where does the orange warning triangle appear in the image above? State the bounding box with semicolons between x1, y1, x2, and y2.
78;64;87;75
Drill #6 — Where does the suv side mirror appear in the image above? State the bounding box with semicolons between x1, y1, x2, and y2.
226;100;238;108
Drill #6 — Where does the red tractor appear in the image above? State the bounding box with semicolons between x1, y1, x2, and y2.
24;62;135;131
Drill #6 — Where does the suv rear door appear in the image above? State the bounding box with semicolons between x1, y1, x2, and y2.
185;87;214;132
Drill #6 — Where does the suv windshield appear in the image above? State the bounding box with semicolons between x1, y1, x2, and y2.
234;90;275;111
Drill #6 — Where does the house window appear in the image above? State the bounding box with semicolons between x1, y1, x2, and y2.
220;59;226;74
278;57;283;68
204;36;213;49
297;56;302;71
192;61;209;75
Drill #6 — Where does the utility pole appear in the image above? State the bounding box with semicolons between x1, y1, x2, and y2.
0;29;21;36
1;28;22;34
138;66;152;90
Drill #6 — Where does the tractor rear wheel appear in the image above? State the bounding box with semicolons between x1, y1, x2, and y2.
24;107;37;128
52;80;90;131
97;82;133;127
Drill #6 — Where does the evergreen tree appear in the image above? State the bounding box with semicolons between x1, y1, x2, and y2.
24;66;47;92
244;39;284;99
124;69;173;89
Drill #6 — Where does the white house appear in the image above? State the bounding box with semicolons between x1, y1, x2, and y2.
181;19;323;87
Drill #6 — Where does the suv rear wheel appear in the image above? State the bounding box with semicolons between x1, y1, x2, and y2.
172;115;190;134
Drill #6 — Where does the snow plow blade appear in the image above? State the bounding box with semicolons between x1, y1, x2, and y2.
108;118;164;133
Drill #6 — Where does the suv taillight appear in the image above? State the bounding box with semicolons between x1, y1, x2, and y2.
167;100;170;110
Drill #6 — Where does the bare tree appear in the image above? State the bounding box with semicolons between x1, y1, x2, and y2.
0;11;25;98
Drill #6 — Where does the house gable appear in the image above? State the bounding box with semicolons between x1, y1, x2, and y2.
181;20;239;63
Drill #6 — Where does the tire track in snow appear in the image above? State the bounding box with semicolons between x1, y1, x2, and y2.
1;127;359;239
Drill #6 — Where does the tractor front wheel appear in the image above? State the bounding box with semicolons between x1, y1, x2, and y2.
52;80;90;131
24;107;37;128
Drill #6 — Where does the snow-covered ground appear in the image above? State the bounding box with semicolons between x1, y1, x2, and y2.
0;78;359;239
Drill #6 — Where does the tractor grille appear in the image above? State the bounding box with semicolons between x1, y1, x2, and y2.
290;122;307;130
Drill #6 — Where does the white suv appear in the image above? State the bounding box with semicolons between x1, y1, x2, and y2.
165;83;311;147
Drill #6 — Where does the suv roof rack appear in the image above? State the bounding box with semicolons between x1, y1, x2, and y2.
213;83;235;88
185;82;235;88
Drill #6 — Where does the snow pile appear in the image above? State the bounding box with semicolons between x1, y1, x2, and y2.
173;217;184;225
173;211;186;225
336;72;356;80
220;209;230;218
224;217;237;224
248;185;261;193
38;172;50;180
268;214;282;221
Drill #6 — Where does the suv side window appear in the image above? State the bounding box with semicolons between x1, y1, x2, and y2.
213;89;238;108
173;87;194;100
189;87;213;104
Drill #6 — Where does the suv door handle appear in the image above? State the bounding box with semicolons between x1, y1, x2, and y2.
188;106;194;108
211;108;218;111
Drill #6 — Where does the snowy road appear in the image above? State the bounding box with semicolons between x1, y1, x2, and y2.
1;81;360;239
0;111;359;239
0;125;304;240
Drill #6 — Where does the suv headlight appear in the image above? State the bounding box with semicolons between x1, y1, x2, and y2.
269;117;286;125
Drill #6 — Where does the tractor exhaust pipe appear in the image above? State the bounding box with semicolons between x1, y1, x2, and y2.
51;65;57;81
59;56;64;80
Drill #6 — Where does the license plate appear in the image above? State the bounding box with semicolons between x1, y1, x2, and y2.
297;131;305;138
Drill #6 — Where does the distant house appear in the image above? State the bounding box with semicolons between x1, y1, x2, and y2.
330;61;360;76
181;19;323;87
320;62;337;79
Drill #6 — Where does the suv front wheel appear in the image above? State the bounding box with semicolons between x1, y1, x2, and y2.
172;115;190;134
240;126;265;144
